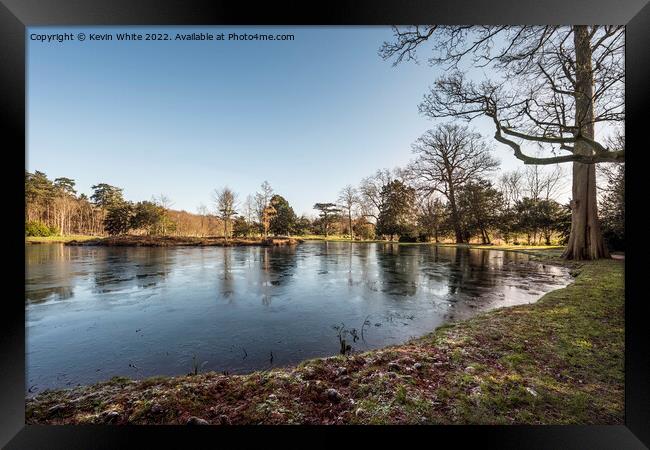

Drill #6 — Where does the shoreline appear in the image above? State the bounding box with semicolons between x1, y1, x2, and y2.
61;235;302;247
25;249;623;425
27;234;565;253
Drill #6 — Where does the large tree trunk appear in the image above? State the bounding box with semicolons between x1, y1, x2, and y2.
562;26;609;260
447;185;464;243
481;227;490;245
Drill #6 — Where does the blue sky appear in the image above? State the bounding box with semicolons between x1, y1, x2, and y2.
27;26;567;216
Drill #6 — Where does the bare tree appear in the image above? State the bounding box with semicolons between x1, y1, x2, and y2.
416;193;446;243
214;187;238;243
242;194;257;237
254;181;274;238
409;123;499;243
338;185;359;240
598;129;625;194
358;169;395;222
196;203;208;236
153;194;174;235
524;164;566;201
380;25;624;259
499;169;524;207
154;194;173;210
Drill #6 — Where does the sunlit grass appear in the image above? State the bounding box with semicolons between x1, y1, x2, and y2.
26;235;99;243
297;235;565;250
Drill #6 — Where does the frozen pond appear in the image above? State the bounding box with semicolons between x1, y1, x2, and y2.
26;241;571;393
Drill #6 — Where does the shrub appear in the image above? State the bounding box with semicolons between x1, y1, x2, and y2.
353;221;376;240
25;221;58;237
398;234;418;243
417;232;432;242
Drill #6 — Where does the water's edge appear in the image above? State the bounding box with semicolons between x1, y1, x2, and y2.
26;244;572;395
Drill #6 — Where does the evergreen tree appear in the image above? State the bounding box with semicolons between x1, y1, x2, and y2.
105;202;134;235
375;180;417;241
599;164;624;251
131;201;166;235
313;203;341;237
456;180;503;244
269;195;297;236
91;183;124;208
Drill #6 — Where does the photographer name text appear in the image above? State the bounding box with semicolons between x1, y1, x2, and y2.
30;32;296;43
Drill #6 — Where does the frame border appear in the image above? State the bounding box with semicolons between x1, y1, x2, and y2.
2;1;648;448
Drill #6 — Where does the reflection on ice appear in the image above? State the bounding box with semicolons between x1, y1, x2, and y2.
26;242;570;392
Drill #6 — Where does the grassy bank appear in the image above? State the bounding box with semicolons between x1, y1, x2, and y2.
436;243;566;259
25;235;99;244
26;233;565;251
60;235;302;247
25;249;623;425
301;235;566;248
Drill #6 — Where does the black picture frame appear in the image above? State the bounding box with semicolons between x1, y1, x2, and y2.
1;1;648;448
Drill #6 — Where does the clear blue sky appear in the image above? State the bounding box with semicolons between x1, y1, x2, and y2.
27;26;567;216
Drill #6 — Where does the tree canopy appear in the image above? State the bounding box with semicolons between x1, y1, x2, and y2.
269;194;297;236
376;180;417;241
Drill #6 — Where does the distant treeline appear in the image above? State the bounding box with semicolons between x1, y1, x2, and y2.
26;150;624;249
25;171;223;238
